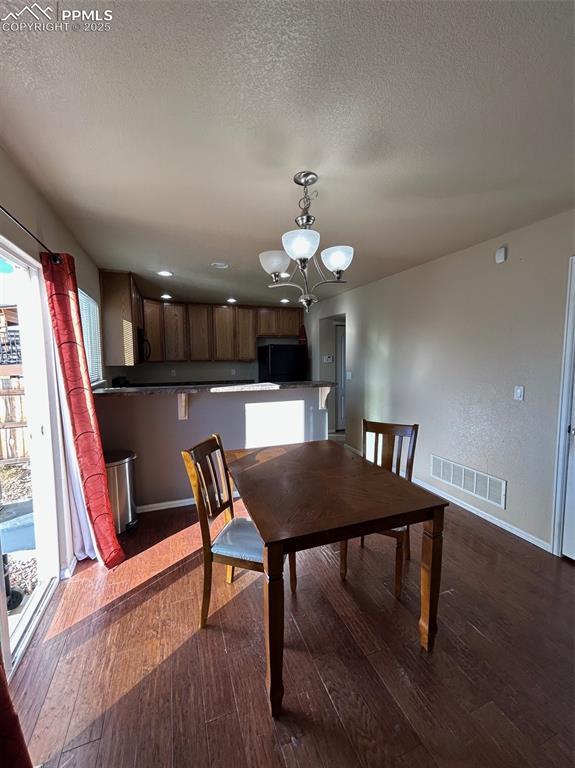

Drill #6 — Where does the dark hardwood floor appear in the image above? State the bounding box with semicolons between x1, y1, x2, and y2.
9;502;575;768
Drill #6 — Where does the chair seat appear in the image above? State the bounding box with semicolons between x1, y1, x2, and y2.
211;518;264;563
376;525;407;534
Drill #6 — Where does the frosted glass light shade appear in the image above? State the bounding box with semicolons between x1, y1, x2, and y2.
259;250;291;276
282;229;320;261
321;245;354;273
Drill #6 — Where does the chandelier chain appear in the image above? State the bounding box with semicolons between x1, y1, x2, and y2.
298;186;318;214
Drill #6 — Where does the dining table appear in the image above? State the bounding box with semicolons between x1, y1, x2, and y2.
228;439;448;718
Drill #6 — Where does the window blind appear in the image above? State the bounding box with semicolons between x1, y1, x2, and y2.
78;289;103;384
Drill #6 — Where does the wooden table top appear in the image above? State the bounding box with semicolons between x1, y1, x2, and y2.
228;441;448;551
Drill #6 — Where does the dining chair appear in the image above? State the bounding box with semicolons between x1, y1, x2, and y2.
182;433;297;628
339;420;419;599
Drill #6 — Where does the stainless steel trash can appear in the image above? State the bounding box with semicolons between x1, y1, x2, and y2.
104;450;137;534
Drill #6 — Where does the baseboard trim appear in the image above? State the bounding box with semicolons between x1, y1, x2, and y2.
413;476;552;553
137;498;195;513
60;556;77;580
136;489;240;513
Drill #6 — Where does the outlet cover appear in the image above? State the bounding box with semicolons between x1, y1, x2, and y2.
513;385;525;401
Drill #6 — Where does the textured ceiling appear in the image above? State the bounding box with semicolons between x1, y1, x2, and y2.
0;0;573;304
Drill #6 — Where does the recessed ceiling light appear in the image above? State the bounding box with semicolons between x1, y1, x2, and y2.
280;272;290;279
161;293;172;300
226;297;237;304
157;270;173;277
211;262;229;270
280;298;290;303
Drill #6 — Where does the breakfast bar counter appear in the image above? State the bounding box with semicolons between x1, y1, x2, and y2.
94;380;334;396
94;382;334;507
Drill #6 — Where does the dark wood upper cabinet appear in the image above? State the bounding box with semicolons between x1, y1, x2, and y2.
163;303;188;361
236;307;256;361
100;271;142;366
188;304;212;361
131;275;144;331
142;299;164;362
212;305;236;361
277;308;302;337
257;306;302;338
257;307;278;337
101;266;303;364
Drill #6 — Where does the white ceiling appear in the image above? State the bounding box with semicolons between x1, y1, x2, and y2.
0;0;573;304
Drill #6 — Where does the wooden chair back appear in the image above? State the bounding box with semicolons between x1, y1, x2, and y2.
182;434;234;552
362;420;419;480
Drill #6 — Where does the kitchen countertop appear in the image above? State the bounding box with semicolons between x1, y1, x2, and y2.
94;381;335;396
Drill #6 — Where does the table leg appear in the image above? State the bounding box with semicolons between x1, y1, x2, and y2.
263;543;284;717
419;507;444;651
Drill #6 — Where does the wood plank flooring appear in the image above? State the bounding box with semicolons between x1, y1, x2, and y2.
10;502;575;768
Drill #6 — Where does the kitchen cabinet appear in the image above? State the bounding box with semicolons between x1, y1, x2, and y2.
236;307;256;360
257;306;302;337
131;277;143;331
277;308;302;336
100;271;143;366
212;305;236;361
143;299;164;362
188;304;212;361
257;307;278;337
163;302;188;361
101;264;304;364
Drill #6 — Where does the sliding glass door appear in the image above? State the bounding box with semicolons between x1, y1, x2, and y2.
0;241;60;676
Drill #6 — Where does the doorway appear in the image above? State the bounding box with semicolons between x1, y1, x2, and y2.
562;382;575;559
319;314;346;437
554;255;575;559
335;323;346;431
0;241;60;676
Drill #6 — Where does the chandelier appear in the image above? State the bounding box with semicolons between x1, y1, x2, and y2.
258;171;354;311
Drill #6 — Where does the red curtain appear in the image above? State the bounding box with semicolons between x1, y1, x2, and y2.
41;253;124;569
0;663;32;768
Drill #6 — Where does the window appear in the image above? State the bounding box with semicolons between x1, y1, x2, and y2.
78;289;103;384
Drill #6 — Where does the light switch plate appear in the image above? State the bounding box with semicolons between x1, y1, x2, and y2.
513;385;524;401
346;371;352;381
495;245;508;264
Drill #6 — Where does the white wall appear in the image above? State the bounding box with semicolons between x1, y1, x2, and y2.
306;210;574;547
0;142;100;300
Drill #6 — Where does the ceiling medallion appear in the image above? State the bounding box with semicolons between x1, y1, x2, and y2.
258;171;354;311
